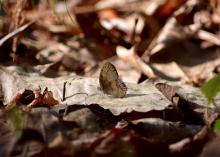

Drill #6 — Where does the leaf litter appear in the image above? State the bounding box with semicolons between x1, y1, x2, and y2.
0;0;220;156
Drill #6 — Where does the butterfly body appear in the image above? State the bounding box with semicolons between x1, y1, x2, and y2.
99;62;127;98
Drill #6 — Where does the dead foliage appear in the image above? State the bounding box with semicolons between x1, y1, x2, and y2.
0;0;220;156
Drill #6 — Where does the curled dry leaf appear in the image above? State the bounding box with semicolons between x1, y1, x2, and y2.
26;88;59;109
6;88;59;109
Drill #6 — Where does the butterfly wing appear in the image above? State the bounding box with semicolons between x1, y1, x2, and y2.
99;62;118;94
114;78;127;98
99;62;127;98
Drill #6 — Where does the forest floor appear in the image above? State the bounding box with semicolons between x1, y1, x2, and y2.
1;0;220;157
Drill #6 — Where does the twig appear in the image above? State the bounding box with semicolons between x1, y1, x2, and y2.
197;30;220;46
65;0;75;25
62;81;67;101
0;20;35;46
130;18;138;44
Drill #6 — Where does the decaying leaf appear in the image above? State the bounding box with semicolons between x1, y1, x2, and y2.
201;135;220;157
5;87;59;109
169;126;215;157
141;0;220;84
0;66;171;115
1;1;220;156
155;82;180;102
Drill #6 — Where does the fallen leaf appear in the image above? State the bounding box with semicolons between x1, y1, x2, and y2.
0;66;171;116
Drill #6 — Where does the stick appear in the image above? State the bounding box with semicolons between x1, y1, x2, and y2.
0;20;35;46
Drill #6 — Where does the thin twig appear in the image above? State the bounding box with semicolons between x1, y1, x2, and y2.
0;21;35;46
65;0;75;25
130;18;138;44
62;81;67;101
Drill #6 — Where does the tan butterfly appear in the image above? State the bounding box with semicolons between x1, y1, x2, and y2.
99;62;127;98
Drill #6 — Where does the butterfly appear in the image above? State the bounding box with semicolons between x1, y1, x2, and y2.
99;62;127;98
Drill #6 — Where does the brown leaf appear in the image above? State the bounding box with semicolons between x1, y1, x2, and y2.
75;12;131;60
169;126;215;156
155;83;180;102
200;135;220;157
193;108;219;126
27;88;59;109
131;118;202;143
